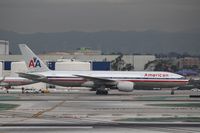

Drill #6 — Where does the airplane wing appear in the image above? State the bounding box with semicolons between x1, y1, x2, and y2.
74;74;117;85
17;72;48;81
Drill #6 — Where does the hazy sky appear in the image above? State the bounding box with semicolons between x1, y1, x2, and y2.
0;0;200;33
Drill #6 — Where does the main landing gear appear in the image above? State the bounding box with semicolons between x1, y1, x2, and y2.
171;88;176;95
95;86;108;95
96;89;108;95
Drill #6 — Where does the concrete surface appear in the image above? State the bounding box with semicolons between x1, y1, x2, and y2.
0;90;200;133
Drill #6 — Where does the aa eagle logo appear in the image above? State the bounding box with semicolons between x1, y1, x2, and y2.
28;57;41;68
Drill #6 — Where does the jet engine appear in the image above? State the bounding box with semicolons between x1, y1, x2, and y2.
117;81;134;92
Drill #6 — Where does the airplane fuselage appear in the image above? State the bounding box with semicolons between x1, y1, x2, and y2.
0;77;36;87
18;44;189;95
28;71;188;89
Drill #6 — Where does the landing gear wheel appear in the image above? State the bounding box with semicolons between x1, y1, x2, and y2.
104;90;108;95
171;89;175;95
96;90;108;95
96;90;100;95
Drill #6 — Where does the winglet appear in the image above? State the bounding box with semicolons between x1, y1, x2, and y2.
19;44;49;72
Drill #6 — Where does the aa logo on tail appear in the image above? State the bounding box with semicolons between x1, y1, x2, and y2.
29;57;41;68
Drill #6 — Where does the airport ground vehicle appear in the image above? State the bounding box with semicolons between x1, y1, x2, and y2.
191;88;200;92
24;88;40;93
18;44;189;95
40;88;50;93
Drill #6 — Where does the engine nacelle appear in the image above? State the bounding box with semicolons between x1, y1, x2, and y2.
117;81;134;92
82;81;95;88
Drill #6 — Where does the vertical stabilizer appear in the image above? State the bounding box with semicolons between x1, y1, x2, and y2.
19;44;49;72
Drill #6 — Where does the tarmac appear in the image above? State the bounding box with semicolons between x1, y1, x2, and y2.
0;89;200;133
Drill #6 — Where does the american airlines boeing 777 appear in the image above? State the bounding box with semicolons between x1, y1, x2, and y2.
18;44;189;95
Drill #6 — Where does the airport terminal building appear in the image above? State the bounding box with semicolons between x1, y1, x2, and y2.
0;54;156;76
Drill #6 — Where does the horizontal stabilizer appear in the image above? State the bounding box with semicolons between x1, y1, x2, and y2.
18;72;48;81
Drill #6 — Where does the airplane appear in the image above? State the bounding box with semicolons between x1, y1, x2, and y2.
0;76;37;89
18;44;189;95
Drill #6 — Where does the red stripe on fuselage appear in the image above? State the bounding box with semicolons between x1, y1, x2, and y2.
127;79;188;83
47;78;188;83
3;80;32;83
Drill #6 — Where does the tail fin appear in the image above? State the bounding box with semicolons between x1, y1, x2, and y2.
19;44;49;72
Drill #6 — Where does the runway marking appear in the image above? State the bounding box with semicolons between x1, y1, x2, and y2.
0;126;93;129
32;100;65;118
148;127;199;133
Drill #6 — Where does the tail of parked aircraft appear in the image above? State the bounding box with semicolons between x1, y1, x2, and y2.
0;76;5;82
19;44;49;72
